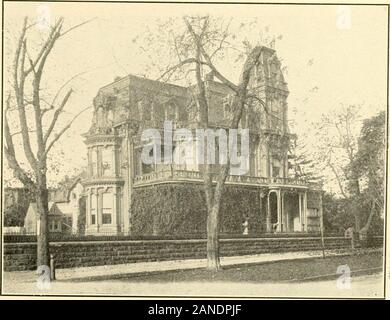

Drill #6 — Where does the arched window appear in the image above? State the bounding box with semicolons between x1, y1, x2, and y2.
271;99;283;130
166;103;177;121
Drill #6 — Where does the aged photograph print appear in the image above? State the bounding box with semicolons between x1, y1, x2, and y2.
1;1;388;299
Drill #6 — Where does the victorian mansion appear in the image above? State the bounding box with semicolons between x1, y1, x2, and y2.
82;46;322;236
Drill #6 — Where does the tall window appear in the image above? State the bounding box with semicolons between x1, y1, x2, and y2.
142;148;154;174
102;192;112;225
90;193;97;225
102;146;113;176
49;220;55;232
166;103;176;121
271;99;283;131
272;158;282;178
138;100;151;121
223;97;231;120
91;148;97;177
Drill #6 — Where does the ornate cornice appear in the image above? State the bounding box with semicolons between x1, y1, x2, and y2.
83;177;125;187
84;134;122;146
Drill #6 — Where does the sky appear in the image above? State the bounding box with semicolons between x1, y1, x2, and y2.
2;2;388;190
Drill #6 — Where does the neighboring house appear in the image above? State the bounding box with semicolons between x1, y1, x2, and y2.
50;176;86;234
5;174;86;235
82;46;322;236
24;202;70;234
3;187;35;227
3;186;76;228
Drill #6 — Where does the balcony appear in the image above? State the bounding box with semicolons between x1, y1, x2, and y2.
133;169;314;189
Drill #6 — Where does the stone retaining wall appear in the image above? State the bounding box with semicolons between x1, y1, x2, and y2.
3;236;370;271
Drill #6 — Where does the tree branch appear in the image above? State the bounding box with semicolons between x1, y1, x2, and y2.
156;58;207;82
184;16;239;93
327;157;348;198
4;95;35;188
60;18;96;38
13;18;38;171
24;19;61;76
44;105;91;156
43;89;73;145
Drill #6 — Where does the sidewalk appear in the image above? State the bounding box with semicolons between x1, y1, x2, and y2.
5;248;363;283
3;248;383;297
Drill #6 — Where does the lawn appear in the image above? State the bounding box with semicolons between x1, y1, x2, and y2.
116;251;383;283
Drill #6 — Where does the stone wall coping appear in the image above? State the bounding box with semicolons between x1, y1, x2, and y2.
3;236;361;246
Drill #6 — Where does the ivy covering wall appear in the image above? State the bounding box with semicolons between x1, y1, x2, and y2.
130;183;267;236
307;191;322;209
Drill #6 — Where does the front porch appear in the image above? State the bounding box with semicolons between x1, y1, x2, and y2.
132;169;320;235
266;189;309;233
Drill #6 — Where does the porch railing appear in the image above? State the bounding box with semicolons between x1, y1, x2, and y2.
134;169;313;188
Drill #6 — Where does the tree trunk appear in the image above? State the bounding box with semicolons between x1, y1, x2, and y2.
207;204;221;270
360;199;376;235
354;208;360;233
36;173;50;268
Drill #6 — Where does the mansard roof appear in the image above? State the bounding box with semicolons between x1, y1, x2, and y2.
99;74;190;98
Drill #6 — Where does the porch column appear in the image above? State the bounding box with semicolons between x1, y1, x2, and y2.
299;193;303;231
97;189;102;232
283;192;288;232
86;188;92;228
124;127;135;235
303;192;308;232
266;192;271;232
112;188;117;229
277;189;282;232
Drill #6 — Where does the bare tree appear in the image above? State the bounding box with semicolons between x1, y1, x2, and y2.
311;105;362;230
4;17;90;271
139;16;270;270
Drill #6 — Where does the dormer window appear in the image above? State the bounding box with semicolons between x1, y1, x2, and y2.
255;64;263;83
138;100;151;121
223;96;233;120
107;109;113;124
165;103;177;121
97;107;105;127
